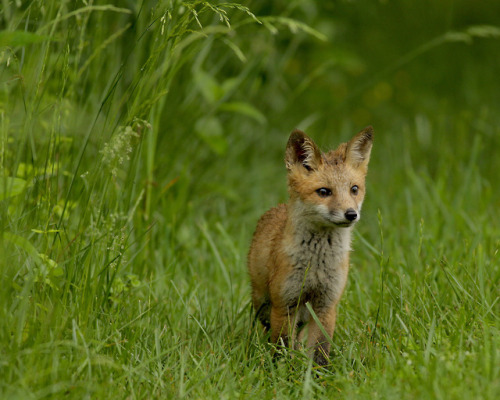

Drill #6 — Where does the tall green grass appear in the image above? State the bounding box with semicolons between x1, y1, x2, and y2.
1;1;499;398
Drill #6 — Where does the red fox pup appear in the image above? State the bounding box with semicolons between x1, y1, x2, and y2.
248;126;373;365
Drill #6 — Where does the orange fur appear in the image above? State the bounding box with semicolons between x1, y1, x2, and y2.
248;127;373;365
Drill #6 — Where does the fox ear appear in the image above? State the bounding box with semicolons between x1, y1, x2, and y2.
346;126;373;171
285;129;322;171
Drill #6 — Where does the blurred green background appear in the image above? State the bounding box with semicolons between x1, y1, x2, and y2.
0;0;499;398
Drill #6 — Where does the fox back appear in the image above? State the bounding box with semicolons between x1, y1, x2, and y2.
247;127;373;366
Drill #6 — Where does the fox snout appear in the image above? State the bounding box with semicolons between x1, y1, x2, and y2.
328;207;360;226
344;208;358;222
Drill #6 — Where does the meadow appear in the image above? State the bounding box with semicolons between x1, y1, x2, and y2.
0;1;499;398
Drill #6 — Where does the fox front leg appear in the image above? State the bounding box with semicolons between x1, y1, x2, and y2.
270;306;299;350
306;305;337;366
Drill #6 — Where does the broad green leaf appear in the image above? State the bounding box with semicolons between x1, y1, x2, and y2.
260;17;328;41
195;116;227;155
2;232;42;265
39;254;62;277
31;229;62;234
4;233;61;279
466;25;500;39
222;38;247;62
219;102;267;124
443;31;471;44
193;69;223;104
0;177;28;201
221;77;239;96
0;30;51;47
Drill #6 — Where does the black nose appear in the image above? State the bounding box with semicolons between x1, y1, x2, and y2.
345;208;357;221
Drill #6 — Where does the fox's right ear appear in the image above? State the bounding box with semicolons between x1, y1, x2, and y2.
346;126;373;171
285;129;322;171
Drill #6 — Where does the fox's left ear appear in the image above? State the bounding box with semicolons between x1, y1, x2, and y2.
346;126;374;171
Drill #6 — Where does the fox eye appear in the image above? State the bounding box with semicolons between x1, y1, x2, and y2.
316;188;332;197
351;185;359;195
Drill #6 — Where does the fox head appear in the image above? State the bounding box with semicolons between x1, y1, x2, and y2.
285;127;373;228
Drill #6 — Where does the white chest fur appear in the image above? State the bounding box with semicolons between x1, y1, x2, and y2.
283;225;351;311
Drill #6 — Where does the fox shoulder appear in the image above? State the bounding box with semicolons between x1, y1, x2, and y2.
252;203;288;239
